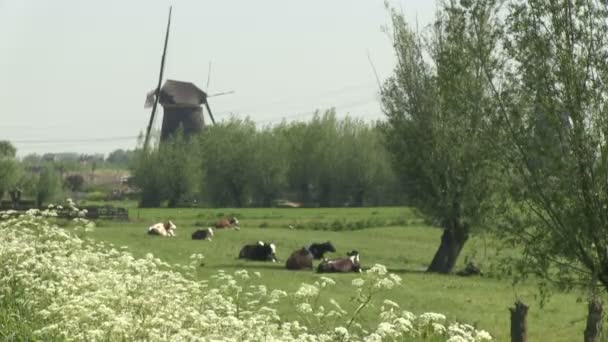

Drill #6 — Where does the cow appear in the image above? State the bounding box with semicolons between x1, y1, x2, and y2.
147;221;177;237
215;216;240;230
238;241;277;262
285;247;313;270
191;227;214;241
307;241;336;260
317;251;361;273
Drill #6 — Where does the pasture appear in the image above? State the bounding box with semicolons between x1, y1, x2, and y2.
87;207;592;341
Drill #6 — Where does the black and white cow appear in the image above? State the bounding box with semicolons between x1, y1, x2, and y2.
307;241;336;260
317;251;361;273
285;247;313;270
238;241;277;262
191;227;214;241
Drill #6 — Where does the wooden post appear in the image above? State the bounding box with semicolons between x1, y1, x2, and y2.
584;297;604;342
510;300;528;342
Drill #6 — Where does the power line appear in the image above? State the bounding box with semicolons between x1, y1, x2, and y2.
11;136;139;144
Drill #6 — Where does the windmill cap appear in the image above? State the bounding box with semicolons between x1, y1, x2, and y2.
145;79;207;108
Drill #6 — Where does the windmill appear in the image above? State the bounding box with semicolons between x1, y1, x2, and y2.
142;7;218;152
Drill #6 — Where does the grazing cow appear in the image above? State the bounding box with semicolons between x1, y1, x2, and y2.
147;221;177;237
238;241;277;262
215;216;240;230
191;227;214;241
285;247;313;270
307;241;336;260
317;251;361;273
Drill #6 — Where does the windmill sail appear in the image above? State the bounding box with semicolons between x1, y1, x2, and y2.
143;6;172;152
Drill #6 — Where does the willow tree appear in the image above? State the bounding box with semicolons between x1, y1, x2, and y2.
381;0;504;273
482;0;608;299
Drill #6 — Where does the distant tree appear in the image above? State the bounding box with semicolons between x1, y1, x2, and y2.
0;141;19;200
132;149;164;207
200;118;256;207
106;149;134;167
336;118;393;207
36;165;62;206
64;174;85;192
21;153;42;165
159;130;200;207
0;141;16;158
283;110;341;205
381;1;503;273
249;128;289;206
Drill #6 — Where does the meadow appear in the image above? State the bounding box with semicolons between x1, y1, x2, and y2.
85;206;594;341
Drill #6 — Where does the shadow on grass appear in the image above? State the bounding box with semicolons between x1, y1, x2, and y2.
212;263;287;270
386;267;428;275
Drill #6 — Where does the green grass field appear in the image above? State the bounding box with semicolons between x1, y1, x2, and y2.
86;207;595;341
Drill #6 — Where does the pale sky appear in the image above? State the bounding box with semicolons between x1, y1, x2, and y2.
0;0;436;157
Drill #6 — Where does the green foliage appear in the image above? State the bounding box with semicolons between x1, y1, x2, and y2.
85;191;107;202
0;141;18;200
200;118;256;207
130;112;400;208
0;141;16;158
132;149;164;207
249;128;289;207
35;165;62;206
132;129;200;208
105;148;135;168
482;0;608;294
381;1;503;232
63;174;85;192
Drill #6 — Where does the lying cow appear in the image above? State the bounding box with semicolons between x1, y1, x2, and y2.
215;216;240;230
307;241;336;260
238;241;277;262
148;221;177;237
285;247;313;270
191;227;214;241
317;251;361;273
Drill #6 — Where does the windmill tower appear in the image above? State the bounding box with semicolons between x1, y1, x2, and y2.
142;7;217;151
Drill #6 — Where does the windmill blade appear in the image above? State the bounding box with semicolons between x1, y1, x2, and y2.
207;90;235;98
204;101;216;125
143;6;172;152
206;61;212;90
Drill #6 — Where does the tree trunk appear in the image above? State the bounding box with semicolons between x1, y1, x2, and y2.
510;300;528;342
584;297;604;342
426;222;469;273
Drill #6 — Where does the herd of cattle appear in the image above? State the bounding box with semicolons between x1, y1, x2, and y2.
147;217;362;273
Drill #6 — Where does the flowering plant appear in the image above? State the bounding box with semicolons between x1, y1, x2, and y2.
0;207;492;341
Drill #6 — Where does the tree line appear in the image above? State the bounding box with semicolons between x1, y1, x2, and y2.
132;110;403;208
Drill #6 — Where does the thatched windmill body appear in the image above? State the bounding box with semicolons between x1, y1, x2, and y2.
142;7;216;151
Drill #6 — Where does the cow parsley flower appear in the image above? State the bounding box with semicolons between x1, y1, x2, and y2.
352;278;365;287
476;329;493;340
294;283;319;299
367;264;388;276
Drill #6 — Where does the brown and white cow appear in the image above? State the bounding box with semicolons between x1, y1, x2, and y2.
317;251;361;273
148;221;177;237
215;216;240;230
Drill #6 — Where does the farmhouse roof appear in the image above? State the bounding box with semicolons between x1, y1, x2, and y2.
145;80;207;108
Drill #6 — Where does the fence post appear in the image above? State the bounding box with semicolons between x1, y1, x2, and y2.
510;300;528;342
